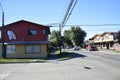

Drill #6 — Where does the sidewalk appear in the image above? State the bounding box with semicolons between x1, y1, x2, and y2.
98;49;120;55
80;48;120;55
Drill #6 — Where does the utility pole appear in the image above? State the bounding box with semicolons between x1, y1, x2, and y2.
0;2;6;58
59;0;77;54
59;24;62;54
1;12;5;58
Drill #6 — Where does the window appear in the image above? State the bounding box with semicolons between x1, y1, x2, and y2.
114;33;118;39
26;45;40;54
42;30;47;35
28;29;38;35
7;45;16;54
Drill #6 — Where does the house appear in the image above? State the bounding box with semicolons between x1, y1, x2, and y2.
101;32;118;49
0;20;50;58
89;34;102;49
89;37;94;45
93;34;103;49
114;31;120;51
89;32;118;50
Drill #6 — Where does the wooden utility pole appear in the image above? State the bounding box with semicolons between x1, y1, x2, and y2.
59;24;62;54
0;2;6;58
1;12;5;58
59;0;77;54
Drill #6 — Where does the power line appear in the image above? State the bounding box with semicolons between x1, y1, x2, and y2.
46;22;61;26
85;29;119;31
0;2;4;12
61;0;74;28
49;24;120;27
58;0;78;54
61;0;78;29
66;24;120;26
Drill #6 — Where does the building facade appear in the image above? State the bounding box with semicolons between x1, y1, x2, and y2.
89;32;118;50
0;20;50;58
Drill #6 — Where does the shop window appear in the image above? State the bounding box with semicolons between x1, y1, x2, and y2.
7;45;16;54
26;45;40;54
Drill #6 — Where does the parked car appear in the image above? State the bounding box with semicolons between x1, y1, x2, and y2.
66;46;71;49
73;46;81;50
86;45;98;51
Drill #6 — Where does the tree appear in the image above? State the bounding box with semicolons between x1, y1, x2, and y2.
49;30;59;49
70;26;86;46
118;31;120;44
49;30;64;49
63;30;73;47
50;26;86;50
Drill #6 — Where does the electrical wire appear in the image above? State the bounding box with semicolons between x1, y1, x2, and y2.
62;0;78;30
0;2;4;12
61;0;78;30
85;29;119;31
49;24;120;28
61;0;74;27
49;24;120;31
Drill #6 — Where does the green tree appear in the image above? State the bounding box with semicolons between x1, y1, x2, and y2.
118;31;120;44
63;30;73;47
50;30;60;49
70;26;86;46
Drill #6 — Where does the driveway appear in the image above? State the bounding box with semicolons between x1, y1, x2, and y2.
0;50;120;80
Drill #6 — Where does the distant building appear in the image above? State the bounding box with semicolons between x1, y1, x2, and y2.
0;20;50;58
89;32;118;50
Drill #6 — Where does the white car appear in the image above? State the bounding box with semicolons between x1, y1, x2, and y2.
73;46;81;50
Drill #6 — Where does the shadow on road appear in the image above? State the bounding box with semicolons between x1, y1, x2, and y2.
68;52;87;58
48;52;87;61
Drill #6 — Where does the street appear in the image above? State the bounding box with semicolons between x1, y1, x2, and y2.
0;50;120;80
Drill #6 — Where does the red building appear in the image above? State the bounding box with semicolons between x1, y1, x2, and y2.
0;20;50;58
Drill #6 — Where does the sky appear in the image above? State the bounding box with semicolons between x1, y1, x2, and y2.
0;0;120;40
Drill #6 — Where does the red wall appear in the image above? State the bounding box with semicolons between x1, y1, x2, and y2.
4;21;49;42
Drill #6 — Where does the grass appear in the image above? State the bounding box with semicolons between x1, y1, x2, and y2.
56;50;72;61
56;50;61;55
56;50;70;57
0;58;47;63
56;49;65;55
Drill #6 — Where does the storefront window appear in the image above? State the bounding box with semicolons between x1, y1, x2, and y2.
7;45;16;54
26;45;40;54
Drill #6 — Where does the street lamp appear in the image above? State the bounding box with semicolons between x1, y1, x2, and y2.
0;2;6;58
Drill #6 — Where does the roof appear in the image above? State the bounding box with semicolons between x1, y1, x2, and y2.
89;37;94;40
101;32;118;36
0;20;50;34
93;34;101;38
90;32;118;40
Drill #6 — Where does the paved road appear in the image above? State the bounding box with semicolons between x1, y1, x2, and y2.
0;50;120;80
82;50;120;61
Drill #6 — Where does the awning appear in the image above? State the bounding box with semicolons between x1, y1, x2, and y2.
0;41;49;45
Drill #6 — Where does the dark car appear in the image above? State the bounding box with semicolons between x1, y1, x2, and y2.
86;45;98;51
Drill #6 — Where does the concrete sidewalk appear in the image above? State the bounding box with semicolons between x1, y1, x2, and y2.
80;48;120;55
97;49;120;55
